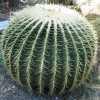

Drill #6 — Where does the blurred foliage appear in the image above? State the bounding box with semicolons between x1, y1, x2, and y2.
68;5;81;12
22;0;46;5
47;0;74;5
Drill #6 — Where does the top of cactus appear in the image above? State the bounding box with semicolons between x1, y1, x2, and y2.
13;4;82;22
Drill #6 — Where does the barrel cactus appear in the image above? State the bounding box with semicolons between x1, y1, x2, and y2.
2;4;97;95
47;0;73;5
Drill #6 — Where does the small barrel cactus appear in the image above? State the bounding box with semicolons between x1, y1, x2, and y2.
2;4;97;95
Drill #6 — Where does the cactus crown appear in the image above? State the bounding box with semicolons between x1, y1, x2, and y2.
14;4;78;21
2;4;97;95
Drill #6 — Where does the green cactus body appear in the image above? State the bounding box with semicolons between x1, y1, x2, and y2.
2;4;97;95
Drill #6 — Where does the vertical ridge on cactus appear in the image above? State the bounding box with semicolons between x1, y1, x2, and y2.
2;4;97;95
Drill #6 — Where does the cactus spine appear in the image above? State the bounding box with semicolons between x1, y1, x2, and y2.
2;4;97;95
